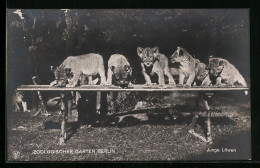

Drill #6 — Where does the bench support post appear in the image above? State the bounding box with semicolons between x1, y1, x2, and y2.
189;92;213;144
96;91;101;114
59;92;69;145
203;94;213;143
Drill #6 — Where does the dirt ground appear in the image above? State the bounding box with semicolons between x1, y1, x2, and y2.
7;92;251;161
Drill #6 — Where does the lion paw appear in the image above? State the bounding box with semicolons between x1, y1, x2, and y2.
159;85;167;89
144;83;152;87
184;84;191;88
128;83;134;88
100;82;107;86
50;81;57;86
213;83;226;87
169;82;176;86
88;81;95;85
177;84;183;87
66;84;75;88
227;84;234;87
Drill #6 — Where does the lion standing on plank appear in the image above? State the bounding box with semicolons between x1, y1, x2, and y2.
50;53;106;87
137;47;176;88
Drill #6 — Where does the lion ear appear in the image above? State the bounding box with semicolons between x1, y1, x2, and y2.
110;66;115;73
179;49;184;56
137;47;144;57
219;60;225;66
50;66;57;72
124;65;131;72
195;62;198;68
152;47;159;55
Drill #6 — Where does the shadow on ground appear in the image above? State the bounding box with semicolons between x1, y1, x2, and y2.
43;106;237;142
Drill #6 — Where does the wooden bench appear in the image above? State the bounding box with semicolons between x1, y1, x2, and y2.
17;85;249;145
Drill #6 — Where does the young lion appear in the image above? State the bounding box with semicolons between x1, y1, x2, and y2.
106;54;133;114
137;47;176;88
170;47;210;87
50;67;74;87
207;56;247;87
107;54;133;88
50;53;106;87
195;63;212;87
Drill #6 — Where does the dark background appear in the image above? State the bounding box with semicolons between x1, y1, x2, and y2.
4;0;260;166
7;9;249;91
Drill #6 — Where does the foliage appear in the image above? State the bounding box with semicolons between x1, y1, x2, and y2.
7;9;249;87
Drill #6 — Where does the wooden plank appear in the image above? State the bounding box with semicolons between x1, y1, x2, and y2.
17;85;249;92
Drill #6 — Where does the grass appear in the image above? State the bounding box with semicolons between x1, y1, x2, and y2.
7;92;250;161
